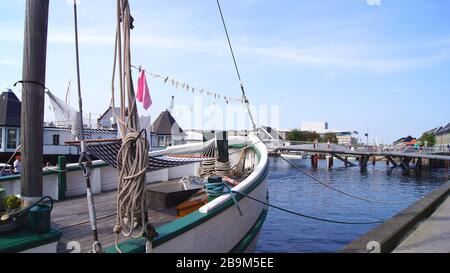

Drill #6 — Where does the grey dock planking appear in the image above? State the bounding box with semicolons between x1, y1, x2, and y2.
393;195;450;253
52;190;177;253
340;181;450;253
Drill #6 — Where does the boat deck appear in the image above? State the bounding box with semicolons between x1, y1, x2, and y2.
52;190;178;253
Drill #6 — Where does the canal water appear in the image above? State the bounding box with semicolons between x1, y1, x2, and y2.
255;157;450;253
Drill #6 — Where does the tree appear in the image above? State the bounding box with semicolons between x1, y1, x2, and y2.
287;130;305;141
287;130;322;142
419;133;436;147
323;133;338;144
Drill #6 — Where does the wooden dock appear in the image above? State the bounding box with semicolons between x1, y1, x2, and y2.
51;190;177;253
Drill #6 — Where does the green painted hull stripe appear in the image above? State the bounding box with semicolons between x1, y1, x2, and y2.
0;228;62;253
106;143;268;253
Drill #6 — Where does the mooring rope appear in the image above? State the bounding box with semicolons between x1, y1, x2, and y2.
232;191;384;225
279;155;416;205
205;181;243;216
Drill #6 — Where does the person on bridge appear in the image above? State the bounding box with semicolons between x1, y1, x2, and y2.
327;140;332;150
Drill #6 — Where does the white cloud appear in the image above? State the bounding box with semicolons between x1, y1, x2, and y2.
5;27;448;74
367;0;382;6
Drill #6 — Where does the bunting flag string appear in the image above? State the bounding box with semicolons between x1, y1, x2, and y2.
130;65;245;105
147;71;245;105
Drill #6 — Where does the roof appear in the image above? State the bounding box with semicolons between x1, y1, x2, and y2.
405;139;417;146
98;107;128;122
436;123;450;136
151;110;184;135
0;89;21;127
394;135;416;145
424;126;443;135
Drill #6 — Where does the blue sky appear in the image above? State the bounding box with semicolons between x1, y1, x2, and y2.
1;0;450;144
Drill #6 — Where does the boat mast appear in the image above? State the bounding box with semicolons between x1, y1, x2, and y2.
20;0;50;202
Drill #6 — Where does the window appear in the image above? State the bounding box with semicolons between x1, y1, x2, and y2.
53;134;60;146
166;136;172;146
7;128;17;149
158;136;165;147
0;128;3;149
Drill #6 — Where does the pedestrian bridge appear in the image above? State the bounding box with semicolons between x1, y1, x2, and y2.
264;140;450;171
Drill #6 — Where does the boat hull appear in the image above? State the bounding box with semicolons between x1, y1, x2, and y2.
153;179;268;253
109;135;270;253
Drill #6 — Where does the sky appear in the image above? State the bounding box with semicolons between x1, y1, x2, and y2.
1;0;450;144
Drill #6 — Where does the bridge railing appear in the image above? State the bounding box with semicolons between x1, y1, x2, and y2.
263;139;450;155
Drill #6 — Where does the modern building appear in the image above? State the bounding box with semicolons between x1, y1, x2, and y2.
301;121;328;132
298;121;358;145
336;135;358;146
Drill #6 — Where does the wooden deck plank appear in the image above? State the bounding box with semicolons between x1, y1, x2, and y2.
51;190;177;253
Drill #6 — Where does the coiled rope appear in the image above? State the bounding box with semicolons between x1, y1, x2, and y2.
215;160;231;177
232;191;384;225
200;159;216;177
114;131;149;253
111;0;151;253
280;155;416;205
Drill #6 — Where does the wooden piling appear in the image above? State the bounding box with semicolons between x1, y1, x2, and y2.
360;155;368;172
311;154;318;169
327;156;334;169
20;0;50;200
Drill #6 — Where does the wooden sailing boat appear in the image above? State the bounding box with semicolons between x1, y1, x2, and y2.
0;0;269;253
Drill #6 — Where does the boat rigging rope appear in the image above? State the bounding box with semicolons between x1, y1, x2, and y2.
73;0;103;253
232;191;384;225
111;0;152;253
114;131;149;252
216;0;257;131
279;155;416;205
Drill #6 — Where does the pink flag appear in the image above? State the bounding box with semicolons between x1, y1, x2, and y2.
137;70;152;110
